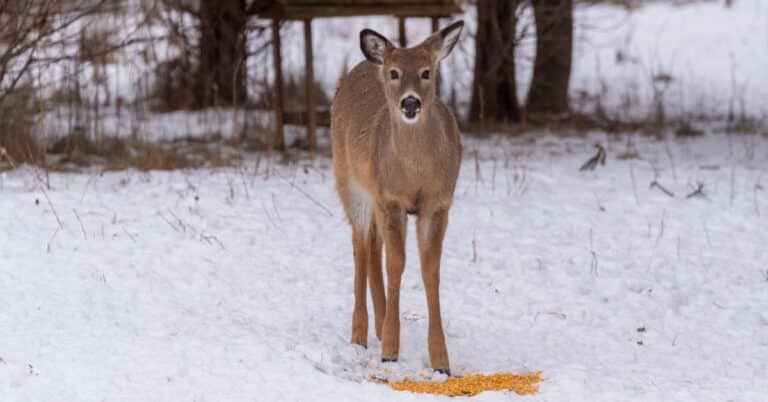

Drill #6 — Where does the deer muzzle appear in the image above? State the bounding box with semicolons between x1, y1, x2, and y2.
400;96;422;121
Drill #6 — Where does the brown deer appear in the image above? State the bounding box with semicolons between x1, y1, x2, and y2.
330;21;464;375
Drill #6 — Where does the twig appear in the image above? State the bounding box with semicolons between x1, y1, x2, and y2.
649;180;675;197
655;210;666;246
168;210;188;232
47;228;60;254
0;146;17;168
271;193;283;222
200;232;226;250
579;143;607;172
589;228;598;277
262;202;279;229
159;212;180;232
685;182;707;199
79;171;98;204
491;157;497;194
702;221;712;248
73;209;87;240
474;149;481;195
122;226;136;243
274;170;333;217
664;141;677;180
630;162;639;205
730;166;736;207
38;178;63;230
238;164;250;200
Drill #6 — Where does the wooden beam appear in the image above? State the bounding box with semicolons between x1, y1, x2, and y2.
256;5;460;19
431;16;441;99
303;18;317;152
398;16;406;47
271;18;285;151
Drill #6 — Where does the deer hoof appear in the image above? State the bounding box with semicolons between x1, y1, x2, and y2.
434;368;451;376
381;357;398;363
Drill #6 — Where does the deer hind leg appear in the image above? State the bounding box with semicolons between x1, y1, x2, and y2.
347;181;373;347
350;229;369;347
367;219;386;340
417;209;450;374
376;203;407;362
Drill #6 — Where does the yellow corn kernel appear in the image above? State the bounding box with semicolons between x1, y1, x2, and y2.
386;372;543;397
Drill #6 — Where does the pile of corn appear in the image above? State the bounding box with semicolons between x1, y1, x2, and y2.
388;372;543;397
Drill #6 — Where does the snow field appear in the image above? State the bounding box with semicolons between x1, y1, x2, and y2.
1;132;767;401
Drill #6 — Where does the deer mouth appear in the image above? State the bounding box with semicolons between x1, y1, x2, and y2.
400;96;422;123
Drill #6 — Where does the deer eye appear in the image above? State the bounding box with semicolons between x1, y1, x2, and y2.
421;70;430;80
389;70;399;80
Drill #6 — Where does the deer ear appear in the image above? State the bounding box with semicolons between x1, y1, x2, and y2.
360;29;393;65
424;20;464;62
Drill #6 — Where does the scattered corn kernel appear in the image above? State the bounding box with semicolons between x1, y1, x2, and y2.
386;372;543;397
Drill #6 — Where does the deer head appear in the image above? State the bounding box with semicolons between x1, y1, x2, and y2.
359;21;464;125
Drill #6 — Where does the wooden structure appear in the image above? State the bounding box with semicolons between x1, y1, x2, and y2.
250;0;461;151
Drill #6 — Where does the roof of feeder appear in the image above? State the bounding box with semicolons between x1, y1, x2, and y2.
250;0;462;19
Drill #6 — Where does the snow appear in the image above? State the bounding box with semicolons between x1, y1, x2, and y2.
276;0;768;122
2;132;767;401
570;0;768;121
35;0;767;143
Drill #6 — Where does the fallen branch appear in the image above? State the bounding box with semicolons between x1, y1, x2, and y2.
579;143;606;172
685;182;707;199
649;180;675;197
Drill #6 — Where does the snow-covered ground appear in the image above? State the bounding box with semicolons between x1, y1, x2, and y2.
1;132;767;401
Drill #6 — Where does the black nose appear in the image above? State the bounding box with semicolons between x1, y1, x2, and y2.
400;96;421;118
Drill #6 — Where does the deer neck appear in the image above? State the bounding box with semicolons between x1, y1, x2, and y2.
386;105;440;154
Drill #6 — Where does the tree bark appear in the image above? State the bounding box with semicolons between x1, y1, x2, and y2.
197;0;247;108
469;0;521;126
526;0;573;119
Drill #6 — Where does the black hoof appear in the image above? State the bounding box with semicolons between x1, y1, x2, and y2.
381;357;398;363
434;368;451;376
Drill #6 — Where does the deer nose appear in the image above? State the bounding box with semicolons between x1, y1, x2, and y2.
400;96;422;119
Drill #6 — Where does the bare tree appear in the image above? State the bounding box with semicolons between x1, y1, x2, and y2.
469;0;524;126
0;0;107;163
197;0;247;107
526;0;573;120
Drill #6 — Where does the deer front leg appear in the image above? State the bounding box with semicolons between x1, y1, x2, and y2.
417;209;450;374
350;229;369;347
368;221;386;340
376;203;407;362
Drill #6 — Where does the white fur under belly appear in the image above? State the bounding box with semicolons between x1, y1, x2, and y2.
347;181;373;233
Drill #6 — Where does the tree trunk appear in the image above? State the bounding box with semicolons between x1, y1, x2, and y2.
469;0;521;126
197;0;247;108
526;0;573;119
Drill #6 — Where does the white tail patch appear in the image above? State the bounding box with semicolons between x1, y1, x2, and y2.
348;181;373;234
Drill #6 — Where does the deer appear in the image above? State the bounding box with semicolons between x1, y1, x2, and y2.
330;21;464;375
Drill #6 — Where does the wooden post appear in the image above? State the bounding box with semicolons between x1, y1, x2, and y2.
398;16;406;47
271;18;285;150
431;16;441;99
303;18;317;152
